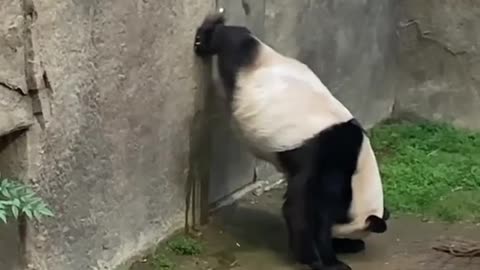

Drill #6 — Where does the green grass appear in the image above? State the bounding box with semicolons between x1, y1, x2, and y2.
138;234;203;270
370;120;480;223
167;235;202;256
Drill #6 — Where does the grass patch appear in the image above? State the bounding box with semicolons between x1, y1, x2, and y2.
167;235;203;256
135;234;203;270
370;120;480;222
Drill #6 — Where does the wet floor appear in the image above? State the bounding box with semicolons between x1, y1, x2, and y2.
132;187;480;270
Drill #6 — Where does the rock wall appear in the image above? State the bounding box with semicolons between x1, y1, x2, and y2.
207;0;265;204
1;1;215;270
394;0;480;129
1;0;479;270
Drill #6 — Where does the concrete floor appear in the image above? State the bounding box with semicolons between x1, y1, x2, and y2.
133;187;480;270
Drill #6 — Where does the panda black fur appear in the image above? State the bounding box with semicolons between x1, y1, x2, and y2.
194;13;389;270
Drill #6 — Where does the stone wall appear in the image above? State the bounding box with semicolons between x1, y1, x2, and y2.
27;1;218;269
0;0;478;270
394;0;480;129
2;0;216;270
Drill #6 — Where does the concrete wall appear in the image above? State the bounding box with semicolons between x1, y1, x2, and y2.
1;1;215;270
394;0;480;129
207;0;265;204
0;0;478;270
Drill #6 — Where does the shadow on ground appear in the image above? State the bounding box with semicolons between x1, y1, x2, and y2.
132;187;480;270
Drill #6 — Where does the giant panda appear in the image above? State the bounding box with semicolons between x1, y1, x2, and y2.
193;12;389;270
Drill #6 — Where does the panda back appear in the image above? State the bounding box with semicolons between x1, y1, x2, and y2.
231;58;353;154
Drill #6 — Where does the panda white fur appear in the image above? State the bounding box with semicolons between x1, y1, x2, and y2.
194;12;388;270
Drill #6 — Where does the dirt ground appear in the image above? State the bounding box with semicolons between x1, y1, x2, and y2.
132;187;480;270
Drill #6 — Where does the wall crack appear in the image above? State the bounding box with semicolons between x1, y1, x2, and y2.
398;19;468;56
22;0;47;130
0;81;26;96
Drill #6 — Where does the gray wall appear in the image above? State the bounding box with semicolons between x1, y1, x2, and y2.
27;1;217;269
2;1;216;270
394;0;480;129
207;0;265;204
0;0;478;270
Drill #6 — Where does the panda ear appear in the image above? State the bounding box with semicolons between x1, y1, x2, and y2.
366;215;387;233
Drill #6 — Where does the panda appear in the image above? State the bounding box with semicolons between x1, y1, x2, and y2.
193;12;389;270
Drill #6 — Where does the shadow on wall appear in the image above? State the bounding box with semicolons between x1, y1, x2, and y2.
0;130;28;270
0;222;22;270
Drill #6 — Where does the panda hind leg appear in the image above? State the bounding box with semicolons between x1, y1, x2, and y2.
332;238;366;254
282;189;319;265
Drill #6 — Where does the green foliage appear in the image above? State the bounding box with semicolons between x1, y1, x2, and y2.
0;178;54;223
370;120;480;222
167;235;202;256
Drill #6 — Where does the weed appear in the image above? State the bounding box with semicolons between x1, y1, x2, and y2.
167;235;202;256
0;177;54;223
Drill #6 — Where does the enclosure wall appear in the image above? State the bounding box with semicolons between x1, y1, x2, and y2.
1;0;478;270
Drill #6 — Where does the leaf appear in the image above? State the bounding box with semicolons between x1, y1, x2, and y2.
12;198;20;207
9;187;18;198
33;210;39;220
11;205;19;219
1;189;10;198
12;186;26;198
23;208;33;219
1;179;8;188
0;211;6;223
27;197;43;207
38;207;54;217
0;177;53;223
21;192;35;202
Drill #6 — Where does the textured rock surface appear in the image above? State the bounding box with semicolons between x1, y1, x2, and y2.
0;222;22;270
0;1;32;137
207;0;265;203
0;91;33;137
394;0;480;129
0;1;26;93
0;0;479;270
24;1;214;269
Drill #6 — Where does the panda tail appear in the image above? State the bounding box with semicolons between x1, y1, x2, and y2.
193;11;226;57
